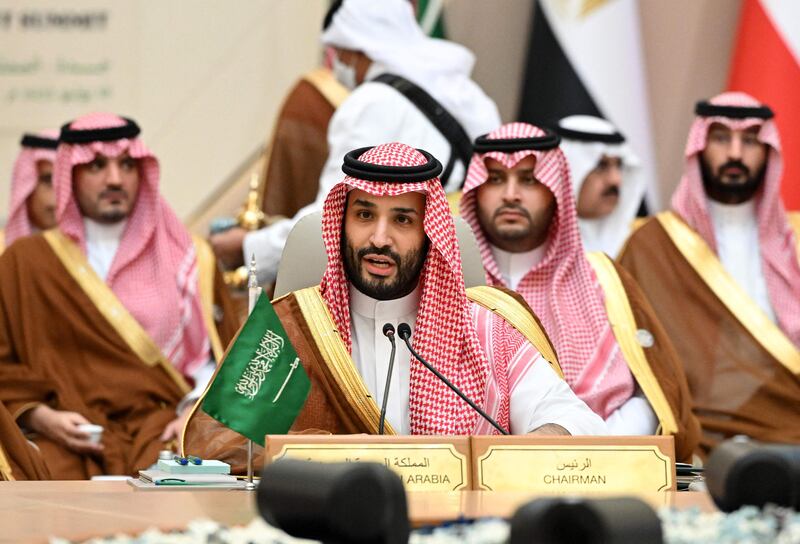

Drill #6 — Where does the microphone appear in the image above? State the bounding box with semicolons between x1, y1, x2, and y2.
397;323;509;435
258;459;409;544
378;324;397;435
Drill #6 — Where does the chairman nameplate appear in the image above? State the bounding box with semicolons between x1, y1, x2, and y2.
472;436;675;492
265;435;471;491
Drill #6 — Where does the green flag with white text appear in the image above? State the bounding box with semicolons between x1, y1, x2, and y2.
416;0;446;39
202;293;310;446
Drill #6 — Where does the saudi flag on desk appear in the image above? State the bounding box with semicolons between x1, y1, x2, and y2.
202;293;310;446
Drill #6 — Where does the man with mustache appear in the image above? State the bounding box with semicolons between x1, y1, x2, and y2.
0;113;238;478
619;92;800;453
2;130;59;251
184;142;605;471
556;116;645;257
460;123;700;461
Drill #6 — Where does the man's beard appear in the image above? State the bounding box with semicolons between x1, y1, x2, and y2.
343;238;429;301
99;210;128;223
480;203;554;249
490;204;534;240
701;157;766;205
95;189;130;224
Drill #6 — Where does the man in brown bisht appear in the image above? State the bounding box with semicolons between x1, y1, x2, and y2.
0;113;238;479
460;122;700;461
184;142;606;473
619;92;800;453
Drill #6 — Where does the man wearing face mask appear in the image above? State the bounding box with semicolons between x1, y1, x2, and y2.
185;143;605;472
556;116;645;257
211;0;501;284
619;92;800;452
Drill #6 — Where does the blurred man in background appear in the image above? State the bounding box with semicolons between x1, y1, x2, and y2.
2;131;59;251
557;115;645;257
211;0;501;284
619;92;800;453
0;113;238;478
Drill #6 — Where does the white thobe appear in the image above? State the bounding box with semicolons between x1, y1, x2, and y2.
490;244;657;435
84;218;126;282
489;244;546;290
83;217;213;413
348;285;607;436
244;62;502;284
708;199;777;323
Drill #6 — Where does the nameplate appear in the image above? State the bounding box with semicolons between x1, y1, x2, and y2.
265;435;471;491
471;436;676;492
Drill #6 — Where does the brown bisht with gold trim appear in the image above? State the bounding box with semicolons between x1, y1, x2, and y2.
0;234;238;479
182;285;564;474
587;252;701;462
619;212;800;453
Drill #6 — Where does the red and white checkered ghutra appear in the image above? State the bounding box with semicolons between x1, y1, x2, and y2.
5;130;58;246
460;123;634;419
320;142;516;434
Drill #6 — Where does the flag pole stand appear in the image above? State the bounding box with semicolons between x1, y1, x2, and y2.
245;254;261;491
245;440;256;490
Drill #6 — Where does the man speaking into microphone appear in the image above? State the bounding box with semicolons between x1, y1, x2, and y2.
185;143;604;464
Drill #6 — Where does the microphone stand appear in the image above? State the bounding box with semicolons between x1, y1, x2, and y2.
378;324;397;435
397;323;509;435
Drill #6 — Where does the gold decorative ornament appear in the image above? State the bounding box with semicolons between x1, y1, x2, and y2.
224;173;284;289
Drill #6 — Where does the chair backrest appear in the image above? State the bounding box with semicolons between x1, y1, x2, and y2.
274;211;486;298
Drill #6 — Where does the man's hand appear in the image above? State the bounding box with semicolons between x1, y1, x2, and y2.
529;423;571;436
160;407;192;442
209;227;247;269
24;405;104;454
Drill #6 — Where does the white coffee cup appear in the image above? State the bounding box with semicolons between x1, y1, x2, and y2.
77;423;104;444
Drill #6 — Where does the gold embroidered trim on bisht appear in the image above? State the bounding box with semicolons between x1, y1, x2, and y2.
466;285;564;379
657;211;800;375
587;252;678;436
0;444;14;481
43;230;191;393
294;286;395;436
192;235;224;362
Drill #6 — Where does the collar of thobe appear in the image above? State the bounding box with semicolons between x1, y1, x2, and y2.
83;217;128;247
83;217;127;281
349;281;422;322
706;198;757;232
490;243;547;288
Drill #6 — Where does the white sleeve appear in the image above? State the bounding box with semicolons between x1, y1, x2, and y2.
243;85;413;284
604;390;658;435
510;360;608;436
176;359;216;414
